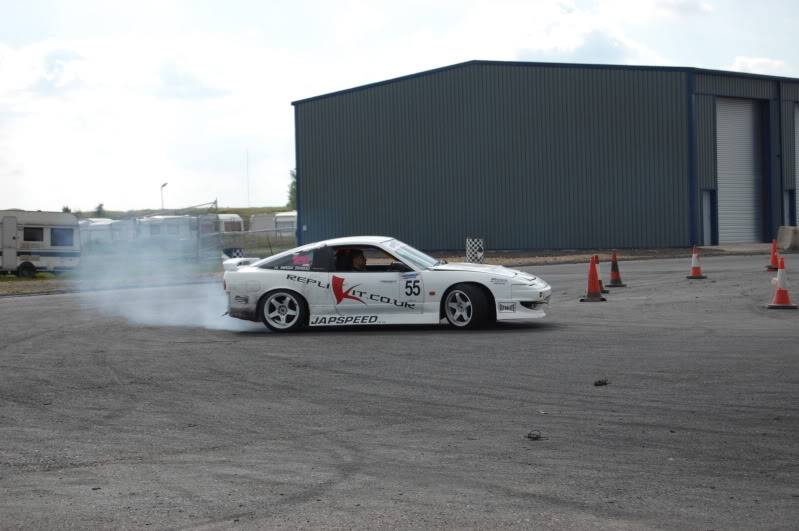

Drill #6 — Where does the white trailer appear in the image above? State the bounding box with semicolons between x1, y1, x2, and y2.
217;213;244;233
109;219;137;243
249;213;276;232
79;218;114;247
274;210;297;235
1;210;81;277
137;215;195;239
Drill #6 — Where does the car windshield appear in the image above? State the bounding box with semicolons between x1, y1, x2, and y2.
384;239;439;270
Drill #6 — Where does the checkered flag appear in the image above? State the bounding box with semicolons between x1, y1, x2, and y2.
466;238;485;264
222;247;245;259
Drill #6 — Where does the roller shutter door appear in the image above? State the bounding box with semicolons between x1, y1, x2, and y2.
716;98;762;243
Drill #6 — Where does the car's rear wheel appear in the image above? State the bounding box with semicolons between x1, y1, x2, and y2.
259;290;307;332
443;284;490;329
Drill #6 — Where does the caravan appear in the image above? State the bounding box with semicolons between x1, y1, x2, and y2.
0;210;81;277
217;213;244;233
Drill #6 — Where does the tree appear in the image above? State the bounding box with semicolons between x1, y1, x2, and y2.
287;169;297;209
61;205;71;213
95;203;105;217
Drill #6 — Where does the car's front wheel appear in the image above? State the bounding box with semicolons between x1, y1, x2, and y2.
443;284;490;329
259;290;307;332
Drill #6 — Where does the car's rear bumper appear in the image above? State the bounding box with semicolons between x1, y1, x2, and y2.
227;292;259;321
228;307;258;321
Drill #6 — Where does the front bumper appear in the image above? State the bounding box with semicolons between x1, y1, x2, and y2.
496;284;552;320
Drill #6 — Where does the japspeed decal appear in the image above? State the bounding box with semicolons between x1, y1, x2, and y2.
309;315;380;326
286;273;416;310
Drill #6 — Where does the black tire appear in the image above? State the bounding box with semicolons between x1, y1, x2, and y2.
442;283;491;329
17;262;36;279
258;289;308;332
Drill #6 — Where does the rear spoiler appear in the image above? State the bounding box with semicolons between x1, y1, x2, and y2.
223;257;261;272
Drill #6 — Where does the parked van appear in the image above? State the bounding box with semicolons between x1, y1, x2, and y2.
0;210;81;277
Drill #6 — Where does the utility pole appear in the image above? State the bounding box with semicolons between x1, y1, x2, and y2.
160;182;168;210
246;149;250;207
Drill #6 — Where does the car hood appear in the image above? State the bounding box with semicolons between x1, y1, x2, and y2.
430;262;539;281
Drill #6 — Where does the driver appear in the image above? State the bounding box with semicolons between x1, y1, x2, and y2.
350;249;367;271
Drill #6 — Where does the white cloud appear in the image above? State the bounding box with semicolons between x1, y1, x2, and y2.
1;0;758;212
654;0;713;16
0;34;302;210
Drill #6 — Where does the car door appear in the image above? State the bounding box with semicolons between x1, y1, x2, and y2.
398;270;424;313
329;245;415;317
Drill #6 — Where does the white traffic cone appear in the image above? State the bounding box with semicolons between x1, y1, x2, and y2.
767;257;798;309
686;246;707;279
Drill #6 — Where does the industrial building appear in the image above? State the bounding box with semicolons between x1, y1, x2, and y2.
292;60;799;250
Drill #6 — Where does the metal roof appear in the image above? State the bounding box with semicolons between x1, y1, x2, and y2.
292;59;799;106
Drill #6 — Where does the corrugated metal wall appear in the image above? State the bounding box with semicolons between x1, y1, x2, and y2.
296;63;689;250
783;100;796;191
695;74;777;99
694;74;799;235
695;94;717;190
783;81;799;192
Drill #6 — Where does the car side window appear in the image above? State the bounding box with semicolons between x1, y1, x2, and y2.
331;245;408;273
259;247;333;271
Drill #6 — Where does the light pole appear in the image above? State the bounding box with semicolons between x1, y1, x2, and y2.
160;182;168;210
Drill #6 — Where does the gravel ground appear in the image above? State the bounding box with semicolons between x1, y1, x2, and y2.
0;254;797;529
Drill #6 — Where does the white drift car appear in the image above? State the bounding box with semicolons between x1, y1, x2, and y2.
223;236;551;332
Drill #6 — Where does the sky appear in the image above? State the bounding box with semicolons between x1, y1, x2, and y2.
0;0;797;212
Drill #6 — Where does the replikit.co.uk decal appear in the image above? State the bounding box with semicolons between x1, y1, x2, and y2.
285;273;416;310
331;275;364;304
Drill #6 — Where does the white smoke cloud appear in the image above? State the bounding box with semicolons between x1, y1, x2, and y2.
76;247;262;332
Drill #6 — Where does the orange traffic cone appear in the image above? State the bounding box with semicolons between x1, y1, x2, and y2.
766;239;779;272
686;246;707;279
580;256;606;302
594;255;610;294
767;257;797;309
607;251;626;288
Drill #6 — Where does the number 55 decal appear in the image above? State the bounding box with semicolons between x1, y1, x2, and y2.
404;279;420;296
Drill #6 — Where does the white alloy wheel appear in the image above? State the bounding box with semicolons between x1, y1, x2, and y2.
445;289;474;327
262;291;302;331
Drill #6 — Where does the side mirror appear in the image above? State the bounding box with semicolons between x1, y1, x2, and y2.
390;261;411;272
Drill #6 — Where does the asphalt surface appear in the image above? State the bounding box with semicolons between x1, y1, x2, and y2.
1;254;797;529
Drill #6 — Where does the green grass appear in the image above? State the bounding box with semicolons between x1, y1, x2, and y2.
0;272;58;282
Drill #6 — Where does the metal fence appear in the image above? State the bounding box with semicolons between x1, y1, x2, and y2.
208;229;297;260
